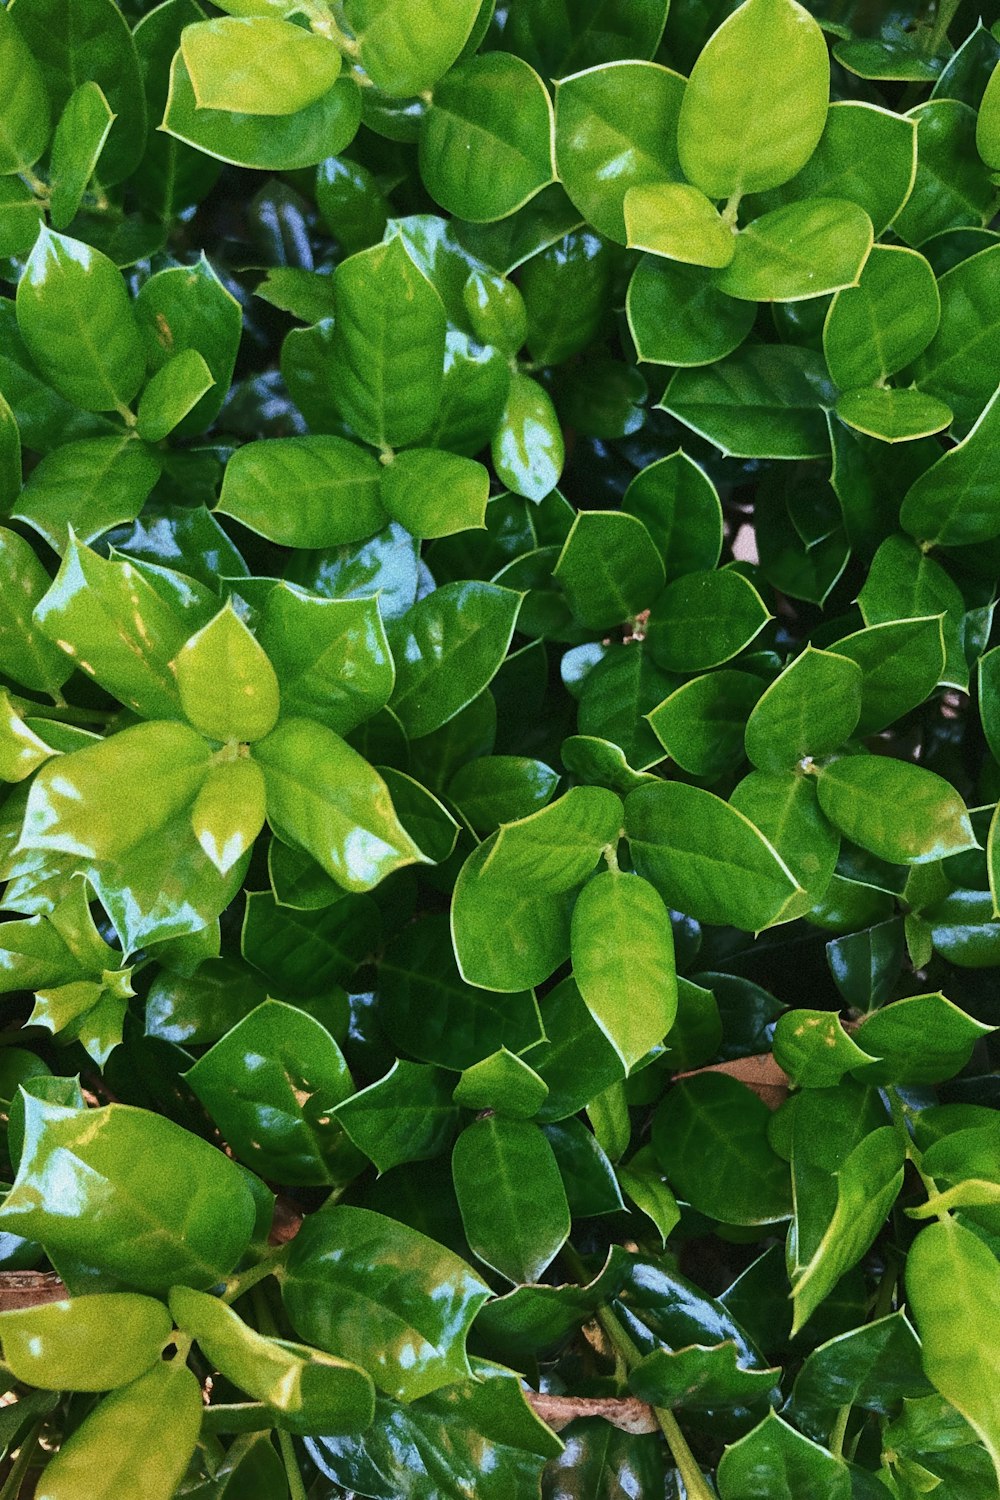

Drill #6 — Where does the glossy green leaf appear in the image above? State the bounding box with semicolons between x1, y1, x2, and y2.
186;999;355;1185
134;255;241;438
789;1312;930;1441
453;1048;549;1120
0;4;50;174
835;386;953;442
646;568;771;673
630;1341;779;1411
380;449;489;539
389;582;520;738
33;1358;202;1500
900;386;1000;545
554;61;684;242
553;511;663;630
337;1060;457;1172
217;436;385;549
170;1285;375;1435
626;779;802;930
453;1115;570;1282
283;1203;489;1400
241;887;379;994
624;181;735;269
253;717;426;891
346;0;481;96
0;1293;171;1391
0;528;71;696
858;534;966;689
661;345;835;459
420;53;554;222
626;253;756;366
491;372;564;502
448;755;558;834
851;992;993;1085
136;348;214;443
180;18;341;115
175;604;280;744
906;1217;1000;1484
824;244;940;388
717;1411;851;1500
16;227;144;414
647;671;763;780
894;100;998;248
677;0;830;198
913;242;1000;436
773;1009;877;1088
47;81;114;231
744;647;862;770
815;755;977;865
13;436;161;551
654;1073;792;1225
719;198;873;302
0;1096;256;1291
571;870;676;1070
622;451;724;578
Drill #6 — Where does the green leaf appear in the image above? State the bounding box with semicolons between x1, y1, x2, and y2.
622;451;724;577
626;254;757;367
647;671;764;780
744;647;862;770
630;1342;779;1411
307;1360;559;1500
186;999;356;1186
717;1411;851;1500
453;1115;570;1282
788;1312;930;1441
256;584;394;737
677;0;830;198
283;1204;490;1400
175;603;280;744
134;255;241;438
717;198;873;302
913;242;1000;436
851;992;994;1085
824;245;940;388
0;1293;172;1391
653;1073;792;1225
790;1125;904;1334
170;1285;374;1436
894;100;998;248
329;235;445;448
253;717;426;891
570;870;676;1070
32;1358;202;1500
217;436;386;549
0;1096;256;1291
16;227;144;413
180;18;341;115
815;755;977;864
380;449;489;539
0;527;71;695
48;81;114;231
491;372;564;502
826;918;906;1010
336;1060;458;1173
241;888;379;994
858;534;966;689
136;348;214;443
661;345;835;460
906;1217;1000;1485
773;1009;878;1088
835;386;953;443
646;568;771;673
617;1144;680;1243
626;780;802;930
388;582;521;738
20;721;211;862
345;0;481;95
901;387;1000;545
554;60;684;242
32;538;204;720
420;53;555;222
10;0;146;186
0;4;50;174
553;511;664;630
448;755;558;834
13;436;161;551
624;181;735;268
162;53;360;171
453;1048;549;1120
979;57;1000;166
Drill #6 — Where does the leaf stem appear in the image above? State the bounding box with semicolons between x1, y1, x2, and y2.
564;1248;717;1500
926;0;959;54
278;1428;308;1500
222;1244;288;1304
829;1403;852;1458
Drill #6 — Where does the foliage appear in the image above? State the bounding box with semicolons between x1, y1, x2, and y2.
0;0;998;1494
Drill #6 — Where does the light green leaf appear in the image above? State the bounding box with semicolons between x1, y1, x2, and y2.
175;604;280;744
345;0;481;96
717;198;873;302
380;449;489;539
554;511;664;630
646;568;771;672
136;349;215;443
624;181;735;269
13;436;160;551
835;386;953;443
217;436;386;549
824;244;940;388
452;1116;570;1283
491;372;564;502
48;81;114;231
180;17;341;115
0;4;50;174
744;647;863;770
815;755;977;865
